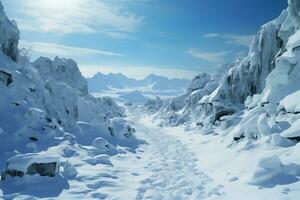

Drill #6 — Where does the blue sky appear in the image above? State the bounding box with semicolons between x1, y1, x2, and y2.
2;0;287;79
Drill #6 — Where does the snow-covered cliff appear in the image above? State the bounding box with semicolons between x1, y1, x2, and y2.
153;0;300;143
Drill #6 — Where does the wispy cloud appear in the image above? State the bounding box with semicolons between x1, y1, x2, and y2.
3;0;142;38
203;33;254;47
20;41;123;57
203;33;220;38
187;48;228;63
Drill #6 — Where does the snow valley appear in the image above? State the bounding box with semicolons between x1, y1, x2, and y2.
1;0;300;200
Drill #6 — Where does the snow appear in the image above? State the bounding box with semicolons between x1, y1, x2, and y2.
2;0;300;199
85;155;112;166
7;152;59;173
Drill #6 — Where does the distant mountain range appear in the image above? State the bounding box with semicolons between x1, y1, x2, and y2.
87;72;190;92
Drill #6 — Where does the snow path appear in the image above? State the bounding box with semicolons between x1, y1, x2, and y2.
101;109;223;200
0;108;223;200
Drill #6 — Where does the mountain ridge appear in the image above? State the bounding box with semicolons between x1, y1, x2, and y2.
87;72;190;92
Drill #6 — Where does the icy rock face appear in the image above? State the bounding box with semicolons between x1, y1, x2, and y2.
289;0;300;28
187;73;211;93
195;12;287;124
220;1;300;141
154;0;300;144
0;2;19;61
158;6;296;129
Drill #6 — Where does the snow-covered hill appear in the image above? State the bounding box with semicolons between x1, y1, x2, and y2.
0;2;141;198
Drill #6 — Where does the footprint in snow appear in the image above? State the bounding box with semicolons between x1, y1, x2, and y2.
87;181;116;189
91;192;108;199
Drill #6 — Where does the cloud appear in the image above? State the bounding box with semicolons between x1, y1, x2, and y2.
203;33;254;47
187;48;228;63
3;0;142;38
203;33;220;38
80;64;201;80
20;41;123;57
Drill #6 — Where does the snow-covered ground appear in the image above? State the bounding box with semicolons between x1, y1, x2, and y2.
107;107;300;200
7;106;294;200
4;105;300;199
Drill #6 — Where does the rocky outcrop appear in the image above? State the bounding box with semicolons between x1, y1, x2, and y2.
33;56;88;94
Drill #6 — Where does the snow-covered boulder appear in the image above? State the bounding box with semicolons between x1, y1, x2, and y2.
1;153;60;180
109;118;136;139
91;137;118;155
